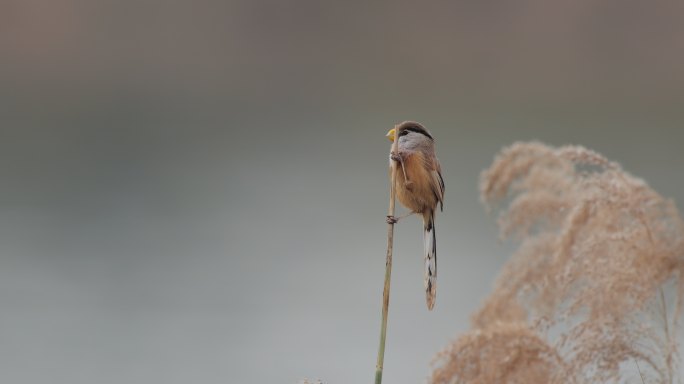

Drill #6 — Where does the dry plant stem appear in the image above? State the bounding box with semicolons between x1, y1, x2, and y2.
375;127;400;384
659;287;674;384
634;358;646;384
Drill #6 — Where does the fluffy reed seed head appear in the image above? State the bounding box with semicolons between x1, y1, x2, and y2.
432;142;684;384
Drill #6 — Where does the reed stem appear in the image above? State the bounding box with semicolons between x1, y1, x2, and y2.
375;125;400;384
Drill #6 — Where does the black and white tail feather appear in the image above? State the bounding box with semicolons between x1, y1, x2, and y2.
424;213;437;310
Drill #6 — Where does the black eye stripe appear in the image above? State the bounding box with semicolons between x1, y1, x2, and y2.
400;126;433;140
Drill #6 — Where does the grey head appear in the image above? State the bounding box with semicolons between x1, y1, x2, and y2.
396;121;434;151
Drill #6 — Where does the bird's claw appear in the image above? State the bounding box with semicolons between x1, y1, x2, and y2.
386;215;399;224
390;152;402;162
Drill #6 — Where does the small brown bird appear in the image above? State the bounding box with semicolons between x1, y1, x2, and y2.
386;121;444;310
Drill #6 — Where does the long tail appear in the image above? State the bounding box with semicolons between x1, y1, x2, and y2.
423;212;437;310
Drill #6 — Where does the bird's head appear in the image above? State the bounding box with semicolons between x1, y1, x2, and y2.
386;121;433;144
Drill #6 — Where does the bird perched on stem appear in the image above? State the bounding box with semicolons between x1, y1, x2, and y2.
386;121;444;310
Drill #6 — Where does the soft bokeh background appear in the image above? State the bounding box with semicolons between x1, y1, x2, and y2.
2;1;683;383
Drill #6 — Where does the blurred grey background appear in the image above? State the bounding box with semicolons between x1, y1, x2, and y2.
1;1;683;383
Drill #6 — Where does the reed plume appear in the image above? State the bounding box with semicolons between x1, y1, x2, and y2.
431;142;684;384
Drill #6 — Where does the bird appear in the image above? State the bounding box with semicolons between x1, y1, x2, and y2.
385;121;444;310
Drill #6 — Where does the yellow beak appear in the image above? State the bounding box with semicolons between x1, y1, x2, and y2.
386;128;396;142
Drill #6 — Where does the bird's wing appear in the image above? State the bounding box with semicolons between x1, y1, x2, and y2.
429;158;445;211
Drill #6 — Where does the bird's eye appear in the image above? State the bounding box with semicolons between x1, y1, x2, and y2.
399;130;409;137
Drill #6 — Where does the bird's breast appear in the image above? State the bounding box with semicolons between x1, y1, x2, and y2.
395;152;437;213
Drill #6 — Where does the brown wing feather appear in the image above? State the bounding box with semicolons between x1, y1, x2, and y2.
428;157;445;211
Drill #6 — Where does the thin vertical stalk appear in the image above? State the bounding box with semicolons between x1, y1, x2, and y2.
375;126;400;384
